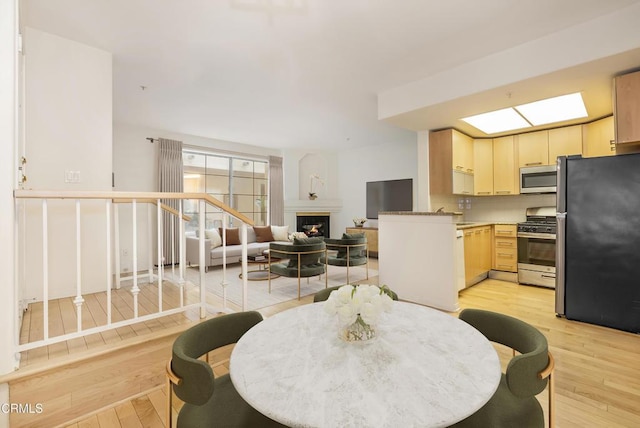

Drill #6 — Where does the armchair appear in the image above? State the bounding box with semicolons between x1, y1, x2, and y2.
320;232;368;283
268;237;327;300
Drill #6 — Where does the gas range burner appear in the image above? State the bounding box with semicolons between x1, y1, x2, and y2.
518;206;557;234
517;221;556;234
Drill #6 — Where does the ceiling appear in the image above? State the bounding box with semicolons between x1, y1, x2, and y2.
21;0;640;150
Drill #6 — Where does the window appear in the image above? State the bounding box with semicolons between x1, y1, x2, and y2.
183;151;268;230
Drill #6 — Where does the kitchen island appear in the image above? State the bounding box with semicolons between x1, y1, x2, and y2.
378;211;462;312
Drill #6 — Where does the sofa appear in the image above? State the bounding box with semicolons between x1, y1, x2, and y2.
185;225;291;269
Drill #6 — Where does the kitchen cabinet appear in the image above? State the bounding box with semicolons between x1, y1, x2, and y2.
518;130;549;167
452;130;474;174
493;224;517;272
492;136;519;195
473;138;493;195
614;70;640;145
429;129;475;195
549;125;582;163
463;225;492;287
452;171;474;195
519;127;583;167
346;227;378;257
583;116;615;158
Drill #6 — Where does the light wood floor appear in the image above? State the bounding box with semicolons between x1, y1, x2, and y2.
14;265;640;428
19;279;209;367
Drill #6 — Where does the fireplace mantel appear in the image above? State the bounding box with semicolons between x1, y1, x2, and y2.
284;198;343;213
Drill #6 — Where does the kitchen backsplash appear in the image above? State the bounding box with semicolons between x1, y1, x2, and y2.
462;194;556;222
425;193;557;222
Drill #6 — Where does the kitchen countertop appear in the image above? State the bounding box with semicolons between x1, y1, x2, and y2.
379;211;463;216
455;221;518;230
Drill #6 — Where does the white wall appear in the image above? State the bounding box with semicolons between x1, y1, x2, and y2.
113;122;282;193
281;148;339;202
22;27;112;301
336;139;418;236
1;0;19;383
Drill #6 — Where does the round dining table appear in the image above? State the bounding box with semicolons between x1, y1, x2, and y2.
230;301;501;428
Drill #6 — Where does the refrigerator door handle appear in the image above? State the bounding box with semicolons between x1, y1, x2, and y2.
555;212;566;315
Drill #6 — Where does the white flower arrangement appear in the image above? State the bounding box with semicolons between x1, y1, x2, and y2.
352;217;367;226
324;284;393;327
309;173;325;193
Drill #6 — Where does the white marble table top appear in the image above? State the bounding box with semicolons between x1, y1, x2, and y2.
230;302;500;428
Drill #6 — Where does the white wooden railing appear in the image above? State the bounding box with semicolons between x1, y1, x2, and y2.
13;190;254;353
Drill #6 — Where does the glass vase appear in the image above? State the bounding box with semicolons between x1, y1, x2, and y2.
340;315;376;342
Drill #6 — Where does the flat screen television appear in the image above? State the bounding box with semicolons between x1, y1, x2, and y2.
366;179;413;219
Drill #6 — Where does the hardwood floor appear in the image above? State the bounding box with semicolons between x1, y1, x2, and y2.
13;267;640;427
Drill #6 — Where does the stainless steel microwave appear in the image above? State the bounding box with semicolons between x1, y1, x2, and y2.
520;165;557;194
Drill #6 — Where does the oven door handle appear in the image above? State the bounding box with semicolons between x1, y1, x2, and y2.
517;232;556;240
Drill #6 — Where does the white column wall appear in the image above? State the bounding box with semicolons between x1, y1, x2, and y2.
416;131;430;212
22;27;112;300
1;2;19;423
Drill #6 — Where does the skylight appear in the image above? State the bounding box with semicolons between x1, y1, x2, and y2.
514;92;588;126
460;92;588;134
461;108;531;134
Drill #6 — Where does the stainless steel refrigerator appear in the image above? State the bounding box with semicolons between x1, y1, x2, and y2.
556;153;640;333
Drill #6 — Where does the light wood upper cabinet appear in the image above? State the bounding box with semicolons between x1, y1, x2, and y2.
492;136;519;195
452;131;474;173
518;130;549;167
614;71;640;145
548;125;582;163
583;116;615;158
429;129;474;195
473;138;493;195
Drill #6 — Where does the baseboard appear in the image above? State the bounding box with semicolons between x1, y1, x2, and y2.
489;270;518;283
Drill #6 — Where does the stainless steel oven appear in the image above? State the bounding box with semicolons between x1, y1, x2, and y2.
517;207;556;288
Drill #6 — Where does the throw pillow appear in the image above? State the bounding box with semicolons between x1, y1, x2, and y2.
288;236;325;267
343;232;365;239
218;227;241;245
271;225;289;241
253;225;275;243
337;233;366;258
205;228;223;249
293;237;324;245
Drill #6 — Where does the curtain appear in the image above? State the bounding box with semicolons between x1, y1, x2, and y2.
158;138;183;265
269;156;284;226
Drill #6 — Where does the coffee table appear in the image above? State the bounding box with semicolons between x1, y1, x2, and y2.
239;256;281;281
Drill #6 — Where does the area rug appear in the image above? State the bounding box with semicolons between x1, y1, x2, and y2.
183;263;377;310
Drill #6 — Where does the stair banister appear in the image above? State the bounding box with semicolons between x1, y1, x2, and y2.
157;198;163;312
74;199;85;332
106;199;112;325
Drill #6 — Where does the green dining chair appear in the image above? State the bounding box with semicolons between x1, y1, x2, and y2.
166;311;286;428
450;309;555;428
313;284;399;303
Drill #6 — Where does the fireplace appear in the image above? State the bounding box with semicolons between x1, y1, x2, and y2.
296;212;330;238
